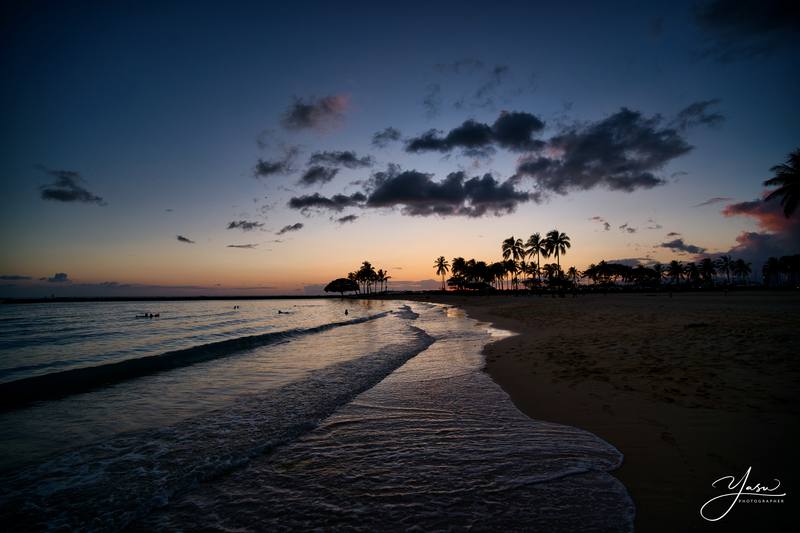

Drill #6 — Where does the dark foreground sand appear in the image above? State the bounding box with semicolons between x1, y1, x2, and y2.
408;291;799;531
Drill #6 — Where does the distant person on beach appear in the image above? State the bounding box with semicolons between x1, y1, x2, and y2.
345;309;348;316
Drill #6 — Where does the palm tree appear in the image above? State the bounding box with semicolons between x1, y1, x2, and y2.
545;229;571;275
502;236;525;265
699;258;717;285
525;232;547;284
434;256;450;291
732;259;751;285
715;255;733;284
764;148;800;218
375;269;388;293
667;260;683;285
567;266;580;286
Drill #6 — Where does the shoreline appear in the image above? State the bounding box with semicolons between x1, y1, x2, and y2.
406;292;798;531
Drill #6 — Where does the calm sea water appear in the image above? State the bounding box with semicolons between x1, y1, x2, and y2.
0;299;633;531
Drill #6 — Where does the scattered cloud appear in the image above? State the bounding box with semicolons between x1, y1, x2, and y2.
694;196;734;207
695;0;800;62
288;192;367;213
365;166;534;217
672;99;724;130
372;127;402;148
177;235;195;244
47;272;69;283
254;146;299;178
308;150;373;169
590;216;611;231
646;218;663;230
227;220;264;231
276;222;304;235
619;223;637;234
335;214;359;224
659;238;707;254
299;166;339;187
227;244;259;249
281;95;349;130
666;231;681;237
38;168;105;205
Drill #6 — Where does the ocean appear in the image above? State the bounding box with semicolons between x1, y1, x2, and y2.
0;299;634;531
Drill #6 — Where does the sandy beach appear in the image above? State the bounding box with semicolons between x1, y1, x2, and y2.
410;291;799;531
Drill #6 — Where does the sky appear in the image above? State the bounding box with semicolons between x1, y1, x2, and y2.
1;0;799;297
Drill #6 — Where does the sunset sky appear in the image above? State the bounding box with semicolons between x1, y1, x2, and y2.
1;0;798;296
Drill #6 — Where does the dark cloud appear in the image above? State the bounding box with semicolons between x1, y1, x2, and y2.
422;83;442;118
47;272;69;283
253;146;299;178
227;244;258;249
281;95;348;130
659;238;707;254
619;223;637;234
288;192;367;213
366;167;533;217
276;223;304;235
666;231;681;237
695;0;800;61
335;214;359;224
308;150;373;169
38;168;105;205
0;275;31;280
176;235;195;244
515;108;691;194
298;166;340;187
227;220;264;231
694;196;734;207
406;111;544;155
673;99;724;130
491;111;546;151
371;127;402;148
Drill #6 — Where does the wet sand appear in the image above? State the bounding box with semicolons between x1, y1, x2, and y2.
408;291;799;531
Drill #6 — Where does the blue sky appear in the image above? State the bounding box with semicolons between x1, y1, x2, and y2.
1;0;798;296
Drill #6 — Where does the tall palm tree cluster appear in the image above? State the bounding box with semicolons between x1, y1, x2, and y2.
434;229;574;291
583;256;754;288
762;255;800;287
346;261;391;294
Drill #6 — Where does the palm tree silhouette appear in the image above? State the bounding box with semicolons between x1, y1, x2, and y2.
667;260;683;285
545;229;571;275
501;236;524;289
732;259;751;284
434;256;450;291
525;232;547;285
715;255;733;284
764;148;800;218
567;266;580;286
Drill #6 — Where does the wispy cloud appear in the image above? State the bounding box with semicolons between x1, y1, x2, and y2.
38;167;105;205
227;220;264;231
176;235;195;244
281;95;349;131
276;223;304;235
